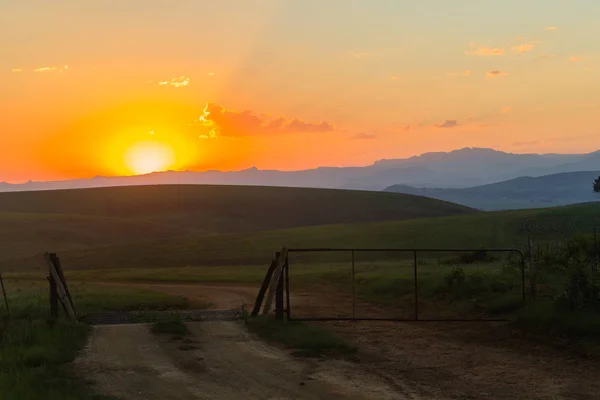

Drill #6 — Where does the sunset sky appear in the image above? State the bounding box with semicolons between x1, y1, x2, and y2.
2;0;600;183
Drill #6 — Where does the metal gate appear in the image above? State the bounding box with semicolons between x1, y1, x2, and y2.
283;248;526;322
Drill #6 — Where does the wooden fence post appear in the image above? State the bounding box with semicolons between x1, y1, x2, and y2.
262;247;288;316
44;252;76;320
251;258;277;317
48;274;58;319
275;267;284;321
50;254;76;316
0;273;9;318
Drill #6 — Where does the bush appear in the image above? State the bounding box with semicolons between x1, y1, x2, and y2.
439;267;515;302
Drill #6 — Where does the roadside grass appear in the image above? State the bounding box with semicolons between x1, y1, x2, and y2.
0;280;192;400
151;312;190;336
246;316;357;358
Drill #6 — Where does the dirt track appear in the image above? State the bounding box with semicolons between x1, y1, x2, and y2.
79;281;600;399
75;321;413;400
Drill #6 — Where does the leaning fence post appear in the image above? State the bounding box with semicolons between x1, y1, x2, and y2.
251;258;277;317
0;273;10;318
262;247;288;316
275;269;284;321
48;274;58;319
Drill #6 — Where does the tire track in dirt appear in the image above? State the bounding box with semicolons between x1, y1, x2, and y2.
74;321;414;400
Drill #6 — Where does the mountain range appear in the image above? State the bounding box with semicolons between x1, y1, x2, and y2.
385;171;600;211
1;148;600;197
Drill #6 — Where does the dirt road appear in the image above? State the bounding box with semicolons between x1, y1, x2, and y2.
75;321;414;400
80;281;600;399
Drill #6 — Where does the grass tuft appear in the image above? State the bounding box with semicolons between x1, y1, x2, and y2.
246;316;356;357
151;320;189;336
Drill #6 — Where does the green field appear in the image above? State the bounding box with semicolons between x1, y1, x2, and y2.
0;184;474;261
3;201;597;272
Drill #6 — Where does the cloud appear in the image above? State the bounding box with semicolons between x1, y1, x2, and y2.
433;120;459;128
465;46;505;56
511;43;535;53
516;37;525;41
542;26;558;31
501;107;512;114
487;70;508;78
389;75;400;81
463;70;471;76
33;65;68;73
193;103;335;138
11;68;22;73
569;56;581;62
208;72;216;76
353;133;377;140
159;76;189;88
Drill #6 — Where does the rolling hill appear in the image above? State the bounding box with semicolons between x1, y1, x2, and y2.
385;171;600;211
0;184;474;262
4;202;599;273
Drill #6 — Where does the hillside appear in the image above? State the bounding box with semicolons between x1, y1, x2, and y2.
3;147;600;192
5;202;599;272
385;171;600;211
0;185;473;261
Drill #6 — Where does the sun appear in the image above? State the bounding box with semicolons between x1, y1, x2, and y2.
123;140;175;175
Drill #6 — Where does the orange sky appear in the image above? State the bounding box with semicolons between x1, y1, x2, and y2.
2;0;600;183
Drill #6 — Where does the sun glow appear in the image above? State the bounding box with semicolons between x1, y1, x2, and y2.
123;140;176;175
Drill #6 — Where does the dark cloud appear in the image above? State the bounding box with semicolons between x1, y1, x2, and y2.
487;70;508;78
433;120;459;128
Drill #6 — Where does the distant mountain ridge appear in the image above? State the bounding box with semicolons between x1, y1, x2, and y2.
1;147;599;193
385;171;600;211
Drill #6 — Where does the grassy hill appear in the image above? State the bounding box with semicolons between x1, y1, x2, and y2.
0;184;473;261
385;171;600;211
4;202;598;273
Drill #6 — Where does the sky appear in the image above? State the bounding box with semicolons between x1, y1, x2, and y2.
2;0;600;183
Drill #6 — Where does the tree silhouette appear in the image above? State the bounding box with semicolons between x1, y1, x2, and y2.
594;176;600;193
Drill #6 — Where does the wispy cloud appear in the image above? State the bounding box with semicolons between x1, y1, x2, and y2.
569;56;581;62
208;72;216;76
433;120;459;129
33;65;68;73
353;133;377;140
542;26;558;31
511;43;535;53
487;70;508;78
465;46;505;56
501;107;512;114
156;76;190;88
11;68;22;73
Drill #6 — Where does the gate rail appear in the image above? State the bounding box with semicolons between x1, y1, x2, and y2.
282;247;526;322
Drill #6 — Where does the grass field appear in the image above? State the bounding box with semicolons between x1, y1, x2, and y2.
3;201;596;273
0;280;194;400
0;184;474;261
